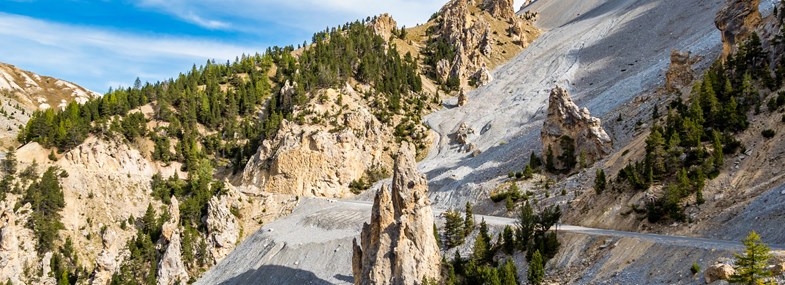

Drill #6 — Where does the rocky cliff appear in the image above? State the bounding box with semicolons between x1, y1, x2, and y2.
715;0;761;58
352;142;441;285
241;85;419;198
541;86;611;170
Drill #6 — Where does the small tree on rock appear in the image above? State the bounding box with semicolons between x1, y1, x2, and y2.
730;231;772;285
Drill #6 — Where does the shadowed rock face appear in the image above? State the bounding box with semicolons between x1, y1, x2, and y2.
541;86;611;169
352;142;441;285
715;0;761;57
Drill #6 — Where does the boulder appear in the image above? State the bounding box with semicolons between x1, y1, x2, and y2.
455;122;475;146
352;142;441;285
704;263;735;284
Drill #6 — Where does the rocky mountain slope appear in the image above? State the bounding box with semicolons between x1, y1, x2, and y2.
202;0;785;284
0;0;537;284
0;63;98;148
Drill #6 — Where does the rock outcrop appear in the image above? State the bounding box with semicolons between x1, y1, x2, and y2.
242;85;422;198
541;86;611;169
352;142;441;285
704;263;735;284
483;0;516;21
157;197;189;285
665;50;701;92
431;0;537;88
206;195;241;264
715;0;762;58
454;122;475;149
369;14;398;41
0;202;34;285
457;90;468;106
92;228;121;284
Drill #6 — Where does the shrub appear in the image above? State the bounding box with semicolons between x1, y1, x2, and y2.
691;262;700;275
762;129;775;139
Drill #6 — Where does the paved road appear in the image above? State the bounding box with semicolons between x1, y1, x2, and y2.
337;199;785;252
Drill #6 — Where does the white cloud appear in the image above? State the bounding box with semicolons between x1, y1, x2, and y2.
136;0;447;33
0;12;261;91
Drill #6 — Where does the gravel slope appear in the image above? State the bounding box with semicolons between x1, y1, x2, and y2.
420;0;723;209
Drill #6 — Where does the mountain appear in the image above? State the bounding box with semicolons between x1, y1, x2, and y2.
0;0;537;284
0;63;98;147
202;0;785;284
4;0;785;284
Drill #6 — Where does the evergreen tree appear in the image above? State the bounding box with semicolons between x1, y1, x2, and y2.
527;250;544;285
594;169;606;195
464;202;475;235
730;231;772;285
2;149;16;174
502;225;515;254
500;260;519;285
444;210;465;248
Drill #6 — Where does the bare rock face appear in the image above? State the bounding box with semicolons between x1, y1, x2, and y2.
369;14;398;41
352;142;441;285
483;0;516;21
704;263;735;284
206;195;240;264
665;50;701;92
0;201;35;285
91;228;121;284
715;0;761;58
242;85;406;197
433;0;529;88
157;197;189;285
541;86;611;168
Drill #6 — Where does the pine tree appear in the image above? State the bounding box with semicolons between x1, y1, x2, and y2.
594;169;606;195
712;130;724;171
464;202;475;235
502;225;515;254
730;231;772;285
444;210;465;248
2;149;16;174
500;260;519;285
527;250;544;285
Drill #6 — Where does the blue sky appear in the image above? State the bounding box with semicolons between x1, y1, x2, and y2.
0;0;474;93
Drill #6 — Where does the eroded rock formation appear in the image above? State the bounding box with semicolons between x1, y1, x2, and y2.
242;85;416;197
483;0;516;21
369;14;398;41
715;0;761;58
541;86;612;169
352;142;441;285
432;0;535;88
157;197;189;285
206;195;241;264
665;50;701;92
